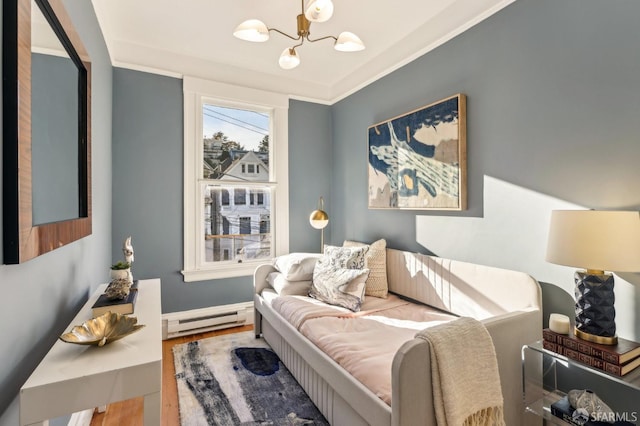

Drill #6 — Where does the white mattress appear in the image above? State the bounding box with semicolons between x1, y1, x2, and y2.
264;291;457;405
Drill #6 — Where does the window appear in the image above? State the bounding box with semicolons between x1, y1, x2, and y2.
234;188;246;205
260;215;270;234
249;189;264;206
239;217;251;234
182;77;289;281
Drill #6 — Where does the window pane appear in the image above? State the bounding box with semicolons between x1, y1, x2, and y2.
204;184;272;263
201;103;272;265
202;104;269;181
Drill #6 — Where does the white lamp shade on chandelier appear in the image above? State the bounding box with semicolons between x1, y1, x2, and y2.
334;32;365;52
279;48;301;70
232;19;269;42
233;0;364;70
304;0;334;22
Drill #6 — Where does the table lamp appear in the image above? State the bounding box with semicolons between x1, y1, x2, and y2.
309;196;329;252
546;210;640;345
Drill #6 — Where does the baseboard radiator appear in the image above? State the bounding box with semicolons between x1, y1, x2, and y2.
162;302;254;339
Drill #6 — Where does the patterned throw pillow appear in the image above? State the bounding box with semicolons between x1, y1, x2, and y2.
309;256;369;312
343;239;388;298
307;245;370;311
323;245;369;269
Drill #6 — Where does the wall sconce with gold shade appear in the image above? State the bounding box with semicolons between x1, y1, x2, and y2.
546;210;640;345
309;196;329;252
233;0;365;70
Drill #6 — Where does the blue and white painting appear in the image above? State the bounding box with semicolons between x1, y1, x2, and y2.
368;94;466;210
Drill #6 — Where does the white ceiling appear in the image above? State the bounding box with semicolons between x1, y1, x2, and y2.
91;0;515;104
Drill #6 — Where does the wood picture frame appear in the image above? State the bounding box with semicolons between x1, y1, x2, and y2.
2;0;92;264
367;93;466;210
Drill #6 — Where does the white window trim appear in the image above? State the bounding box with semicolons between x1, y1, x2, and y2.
182;76;289;281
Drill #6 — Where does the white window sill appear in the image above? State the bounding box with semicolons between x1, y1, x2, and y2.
181;260;271;282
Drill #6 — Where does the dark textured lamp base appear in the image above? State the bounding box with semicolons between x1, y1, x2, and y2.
574;271;617;345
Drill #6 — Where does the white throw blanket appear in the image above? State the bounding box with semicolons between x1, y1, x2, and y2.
416;317;506;426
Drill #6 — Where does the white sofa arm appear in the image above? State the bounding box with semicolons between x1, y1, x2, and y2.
392;309;542;426
254;263;277;295
391;338;436;426
483;309;542;426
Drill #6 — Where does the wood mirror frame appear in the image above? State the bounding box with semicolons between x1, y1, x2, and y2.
2;0;92;264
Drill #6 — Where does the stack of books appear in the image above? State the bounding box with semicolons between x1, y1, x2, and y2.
543;328;640;377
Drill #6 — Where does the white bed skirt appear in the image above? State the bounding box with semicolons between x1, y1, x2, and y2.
257;294;392;426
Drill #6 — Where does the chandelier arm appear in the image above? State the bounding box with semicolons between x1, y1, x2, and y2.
268;28;302;41
305;34;338;44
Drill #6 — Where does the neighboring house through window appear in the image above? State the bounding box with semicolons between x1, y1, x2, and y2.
182;77;289;281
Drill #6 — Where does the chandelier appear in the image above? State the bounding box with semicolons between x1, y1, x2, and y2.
233;0;365;70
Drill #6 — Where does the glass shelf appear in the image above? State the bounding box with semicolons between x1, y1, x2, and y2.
525;341;640;389
522;341;640;425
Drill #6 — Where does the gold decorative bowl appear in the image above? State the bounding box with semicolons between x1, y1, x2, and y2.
59;312;145;347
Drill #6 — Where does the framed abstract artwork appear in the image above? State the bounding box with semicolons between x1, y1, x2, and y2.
367;93;467;210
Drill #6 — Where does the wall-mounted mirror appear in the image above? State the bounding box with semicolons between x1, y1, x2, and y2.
3;0;92;264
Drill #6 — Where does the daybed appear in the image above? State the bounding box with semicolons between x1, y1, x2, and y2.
254;247;542;426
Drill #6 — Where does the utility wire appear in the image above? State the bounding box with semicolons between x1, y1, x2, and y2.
203;106;269;132
203;111;267;136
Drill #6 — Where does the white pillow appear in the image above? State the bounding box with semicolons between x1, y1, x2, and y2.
272;253;322;281
266;272;312;296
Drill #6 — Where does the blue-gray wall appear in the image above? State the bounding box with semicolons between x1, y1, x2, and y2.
331;0;640;343
288;100;332;253
111;69;333;313
0;0;113;424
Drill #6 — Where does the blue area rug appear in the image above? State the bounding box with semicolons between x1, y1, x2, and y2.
173;331;329;425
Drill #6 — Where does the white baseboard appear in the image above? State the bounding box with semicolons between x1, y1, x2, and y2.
162;302;254;339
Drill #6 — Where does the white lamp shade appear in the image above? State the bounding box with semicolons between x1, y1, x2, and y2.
278;48;300;69
309;210;329;229
334;31;365;52
304;0;334;22
233;19;269;42
546;210;640;272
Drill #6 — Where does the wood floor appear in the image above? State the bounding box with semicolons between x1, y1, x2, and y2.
89;324;254;426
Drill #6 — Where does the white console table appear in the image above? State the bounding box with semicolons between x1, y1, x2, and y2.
20;279;162;426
